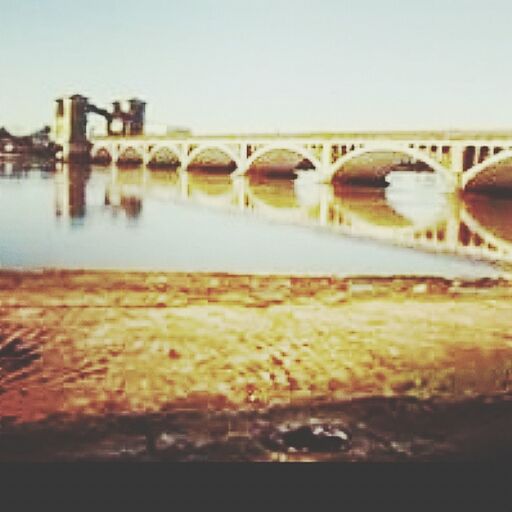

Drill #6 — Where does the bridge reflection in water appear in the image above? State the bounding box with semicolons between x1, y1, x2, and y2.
51;162;512;266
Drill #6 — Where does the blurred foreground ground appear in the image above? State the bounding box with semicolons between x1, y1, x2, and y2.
1;270;511;461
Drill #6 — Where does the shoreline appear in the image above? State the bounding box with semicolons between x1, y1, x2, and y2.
2;393;512;461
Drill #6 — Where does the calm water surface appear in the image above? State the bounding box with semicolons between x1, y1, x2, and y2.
0;159;511;277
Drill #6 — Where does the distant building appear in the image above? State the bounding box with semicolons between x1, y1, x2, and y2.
0;126;57;157
144;124;192;137
167;127;192;137
107;98;146;136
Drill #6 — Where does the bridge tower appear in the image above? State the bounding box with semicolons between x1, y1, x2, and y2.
127;98;145;136
53;94;91;162
108;98;146;136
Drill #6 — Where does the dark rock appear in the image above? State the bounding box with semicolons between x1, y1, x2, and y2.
262;421;351;453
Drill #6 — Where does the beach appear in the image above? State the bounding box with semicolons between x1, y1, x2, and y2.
1;270;512;461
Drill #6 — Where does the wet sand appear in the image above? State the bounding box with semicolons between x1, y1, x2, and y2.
1;270;512;461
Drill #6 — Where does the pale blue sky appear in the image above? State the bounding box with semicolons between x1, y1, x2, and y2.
1;0;511;134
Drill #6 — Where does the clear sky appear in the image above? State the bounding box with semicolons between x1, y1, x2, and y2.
1;0;511;134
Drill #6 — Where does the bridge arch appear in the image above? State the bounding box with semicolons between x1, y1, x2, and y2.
326;144;452;184
117;144;145;164
239;143;321;176
462;149;512;190
91;144;113;163
184;144;241;171
147;144;182;166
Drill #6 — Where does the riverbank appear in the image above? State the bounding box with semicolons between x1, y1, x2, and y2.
1;270;512;460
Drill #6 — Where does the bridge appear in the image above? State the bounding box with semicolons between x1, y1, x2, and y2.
88;135;512;193
53;95;512;193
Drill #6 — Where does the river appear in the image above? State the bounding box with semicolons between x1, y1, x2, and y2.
0;159;510;277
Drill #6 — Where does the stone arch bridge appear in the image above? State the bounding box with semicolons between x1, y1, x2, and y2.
89;136;512;193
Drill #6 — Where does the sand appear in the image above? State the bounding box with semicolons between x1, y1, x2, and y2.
1;270;512;460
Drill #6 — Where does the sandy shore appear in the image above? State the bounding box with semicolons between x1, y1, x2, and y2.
1;270;512;460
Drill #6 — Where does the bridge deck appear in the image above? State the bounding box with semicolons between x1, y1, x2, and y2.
92;131;512;143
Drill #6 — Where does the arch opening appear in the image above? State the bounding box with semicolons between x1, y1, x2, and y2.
330;150;437;188
117;146;144;167
91;147;112;165
246;147;318;179
147;146;181;169
186;147;237;174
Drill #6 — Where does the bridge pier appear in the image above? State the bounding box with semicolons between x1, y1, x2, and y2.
230;162;248;178
142;147;151;167
178;167;189;199
318;184;333;226
232;175;249;210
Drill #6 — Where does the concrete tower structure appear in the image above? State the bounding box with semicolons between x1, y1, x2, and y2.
126;98;145;136
53;94;91;162
54;94;146;161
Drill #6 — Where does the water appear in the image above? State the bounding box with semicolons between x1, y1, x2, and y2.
0;159;511;277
